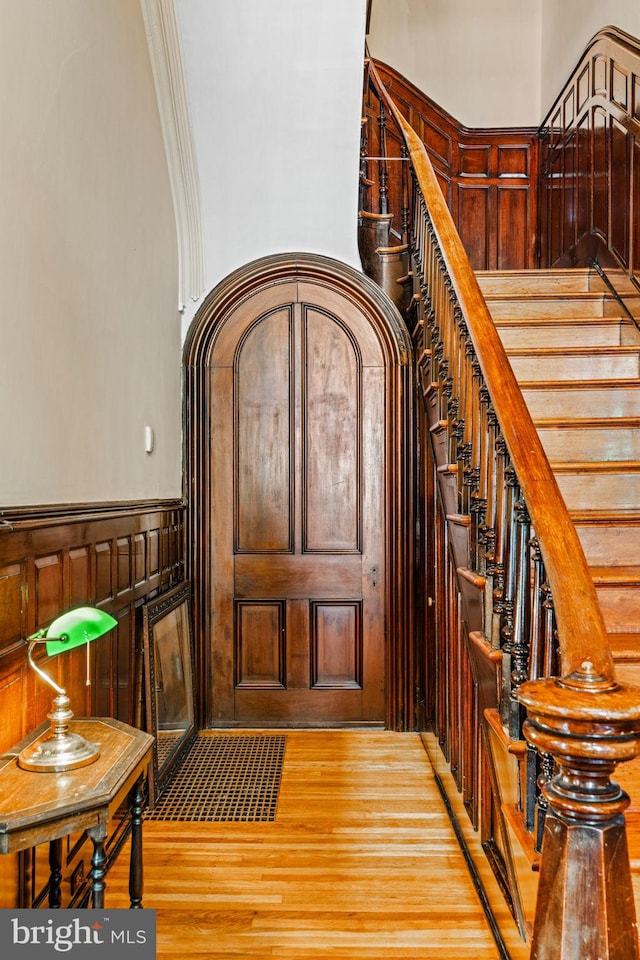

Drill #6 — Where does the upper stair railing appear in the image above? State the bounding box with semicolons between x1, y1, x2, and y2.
363;60;640;959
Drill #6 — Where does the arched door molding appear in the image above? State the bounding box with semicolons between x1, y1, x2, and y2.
184;253;414;729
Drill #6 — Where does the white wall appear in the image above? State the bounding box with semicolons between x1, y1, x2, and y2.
368;0;640;128
367;0;542;127
540;0;640;117
174;0;367;300
0;0;181;506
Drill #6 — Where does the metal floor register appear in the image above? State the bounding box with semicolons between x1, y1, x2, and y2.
146;734;287;823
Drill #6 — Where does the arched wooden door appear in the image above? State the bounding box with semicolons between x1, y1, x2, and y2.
185;255;413;728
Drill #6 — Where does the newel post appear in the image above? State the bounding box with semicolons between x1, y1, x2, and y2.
518;663;640;960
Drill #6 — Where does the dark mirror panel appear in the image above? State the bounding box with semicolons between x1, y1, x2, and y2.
142;582;196;804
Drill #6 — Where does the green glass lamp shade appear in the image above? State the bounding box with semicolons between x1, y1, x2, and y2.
42;607;118;656
18;606;118;772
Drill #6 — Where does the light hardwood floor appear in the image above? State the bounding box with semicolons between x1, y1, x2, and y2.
107;730;530;959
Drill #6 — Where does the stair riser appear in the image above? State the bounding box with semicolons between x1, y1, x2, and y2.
556;474;640;511
477;270;595;295
578;525;640;566
510;354;640;381
597;588;640;632
522;387;640;419
498;323;624;349
539;428;640;462
477;269;640;296
490;298;640;320
614;662;640;686
487;298;614;320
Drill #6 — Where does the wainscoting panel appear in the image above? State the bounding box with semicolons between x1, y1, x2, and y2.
364;61;538;271
539;27;640;281
0;499;185;907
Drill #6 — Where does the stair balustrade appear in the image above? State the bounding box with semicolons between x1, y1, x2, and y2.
363;60;640;959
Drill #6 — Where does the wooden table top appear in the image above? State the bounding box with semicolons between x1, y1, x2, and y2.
0;717;153;853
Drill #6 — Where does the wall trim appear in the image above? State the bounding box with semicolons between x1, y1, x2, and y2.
140;0;205;308
0;498;186;531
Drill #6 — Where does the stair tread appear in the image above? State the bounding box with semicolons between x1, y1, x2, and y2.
571;508;640;522
485;292;608;302
505;345;640;357
487;316;632;338
478;270;605;287
609;633;640;657
591;566;640;584
495;315;624;324
534;417;640;428
521;378;640;389
550;461;640;473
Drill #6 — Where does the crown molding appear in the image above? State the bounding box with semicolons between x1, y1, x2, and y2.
140;0;205;307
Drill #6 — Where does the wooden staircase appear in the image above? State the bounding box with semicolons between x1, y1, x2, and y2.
363;52;640;952
477;265;640;820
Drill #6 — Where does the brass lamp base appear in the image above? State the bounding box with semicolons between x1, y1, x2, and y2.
17;693;100;773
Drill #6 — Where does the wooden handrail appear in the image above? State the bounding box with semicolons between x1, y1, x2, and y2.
367;60;611;680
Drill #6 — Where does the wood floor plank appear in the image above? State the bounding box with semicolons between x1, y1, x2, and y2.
106;730;521;958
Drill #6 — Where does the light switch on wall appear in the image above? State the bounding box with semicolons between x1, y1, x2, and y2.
144;425;155;454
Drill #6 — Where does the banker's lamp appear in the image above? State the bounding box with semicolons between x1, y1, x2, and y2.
18;606;117;772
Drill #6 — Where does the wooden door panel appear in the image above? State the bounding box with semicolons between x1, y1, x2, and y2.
236;308;293;553
285;599;310;689
212;281;298;364
234;554;362;598
297;282;383;364
235;601;285;688
303;308;360;552
231;688;369;724
311;602;362;689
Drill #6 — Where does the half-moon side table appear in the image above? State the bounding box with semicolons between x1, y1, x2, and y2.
0;717;154;909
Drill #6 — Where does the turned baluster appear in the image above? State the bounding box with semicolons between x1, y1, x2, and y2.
510;497;532;739
499;466;518;725
465;356;484;559
534;750;554;853
488;433;508;650
528;535;545;681
541;581;558;679
401;143;410;246
377;100;389;215
359;116;371;212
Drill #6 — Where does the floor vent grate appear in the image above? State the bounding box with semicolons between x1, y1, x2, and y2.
146;734;286;822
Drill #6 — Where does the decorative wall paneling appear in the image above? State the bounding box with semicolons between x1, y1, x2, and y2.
0;499;185;907
539;27;640;287
362;60;538;272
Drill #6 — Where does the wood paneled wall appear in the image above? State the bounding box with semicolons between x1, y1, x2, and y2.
539;27;640;282
0;501;185;755
366;61;539;271
0;500;185;907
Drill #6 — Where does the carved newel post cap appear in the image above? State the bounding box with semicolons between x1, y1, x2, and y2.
558;660;620;694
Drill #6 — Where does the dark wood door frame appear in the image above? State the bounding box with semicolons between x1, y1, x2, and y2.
183;253;414;730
